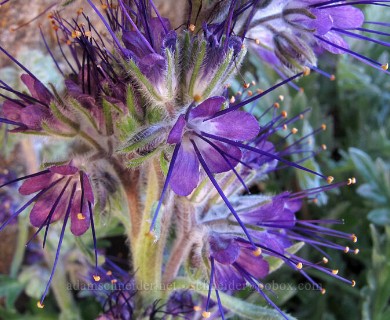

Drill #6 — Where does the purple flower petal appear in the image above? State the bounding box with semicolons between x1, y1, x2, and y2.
82;172;95;204
206;110;259;140
167;115;186;144
29;185;67;227
20;74;52;104
209;233;240;265
319;31;349;54
196;138;241;173
49;165;79;176
324;6;364;30
236;248;269;279
189;97;225;120
138;53;166;85
2;100;23;122
20;105;49;130
251;231;292;254
70;191;90;236
214;263;246;291
19;172;54;195
169;143;200;196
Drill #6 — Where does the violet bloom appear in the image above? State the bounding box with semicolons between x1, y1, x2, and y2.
0;164;98;306
246;0;389;76
166;96;259;196
0;73;52;131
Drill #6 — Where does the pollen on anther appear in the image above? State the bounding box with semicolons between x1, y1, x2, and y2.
282;124;288;130
193;94;202;102
327;176;334;184
354;248;360;255
101;4;108;10
93;275;101;282
256;88;264;94
77;213;86;220
255;38;260;45
85;31;92;38
281;111;288;118
303;67;311;76
299;114;304;120
321;288;326;295
71;30;82;39
344;246;350;253
247;90;253;96
189;24;196;32
111;279;118;284
77;8;83;15
230;96;236;103
258;283;265;289
351;280;356;287
330;74;336;81
321;144;327;151
321;123;327;131
351;234;358;243
243;83;250;89
106;270;112;276
291;128;298;134
296;262;303;269
381;63;388;71
193;306;202;312
253;248;262;256
322;257;329;264
273;102;280;109
332;269;339;275
37;301;44;309
202;311;211;318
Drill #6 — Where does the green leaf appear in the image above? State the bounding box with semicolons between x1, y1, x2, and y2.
0;275;24;310
368;208;390;225
349;148;377;182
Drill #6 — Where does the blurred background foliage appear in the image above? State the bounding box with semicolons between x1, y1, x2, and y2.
0;2;389;320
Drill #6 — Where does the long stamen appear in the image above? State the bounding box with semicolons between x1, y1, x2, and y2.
39;182;77;306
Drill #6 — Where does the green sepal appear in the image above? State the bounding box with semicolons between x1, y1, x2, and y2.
189;40;207;97
49;102;80;130
125;148;160;168
160;151;169;176
41;122;78;138
69;98;100;132
118;126;163;153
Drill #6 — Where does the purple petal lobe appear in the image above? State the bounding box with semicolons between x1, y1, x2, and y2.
236;248;269;279
20;105;49;130
49;165;79;175
189;97;225;120
319;31;349;54
214;263;246;291
2;100;23;122
20;74;51;104
324;6;364;30
167;115;186;144
169;143;200;196
82;172;95;204
206;110;259;140
209;233;240;265
138;53;166;84
70;191;90;236
19;172;54;195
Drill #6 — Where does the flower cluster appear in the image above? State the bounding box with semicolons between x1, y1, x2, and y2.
0;0;386;319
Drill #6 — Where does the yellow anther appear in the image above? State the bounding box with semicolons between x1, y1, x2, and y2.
202;311;211;318
312;198;318;204
273;102;280;109
281;111;288;118
321;144;327;151
101;4;108;10
145;231;155;239
330;74;336;81
253;248;262;256
111;279;118;284
258;283;265;289
66;39;72;46
193;94;202;102
296;262;303;269
321;288;326;295
77;213;86;220
299;114;304;120
381;63;388;71
255;38;260;45
77;8;83;15
71;30;82;39
282;124;288;130
106;270;113;276
351;234;357;243
237;91;242;96
37;301;44;309
251;80;256;86
327;176;334;184
332;269;339;275
189;24;196;32
243;83;250;89
193;306;202;312
93;275;101;282
351;280;356;287
303;67;311;76
230;96;236;103
291;128;298;134
85;31;92;38
256;88;264;94
241;44;246;49
321;123;327;131
279;95;284;101
322;257;329;264
247;90;253;96
344;246;350;253
299;87;304;93
354;248;360;255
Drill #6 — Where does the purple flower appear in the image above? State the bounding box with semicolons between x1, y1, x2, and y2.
166;96;259;196
246;0;389;75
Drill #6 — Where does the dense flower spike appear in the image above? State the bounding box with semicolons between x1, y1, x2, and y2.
0;0;384;318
